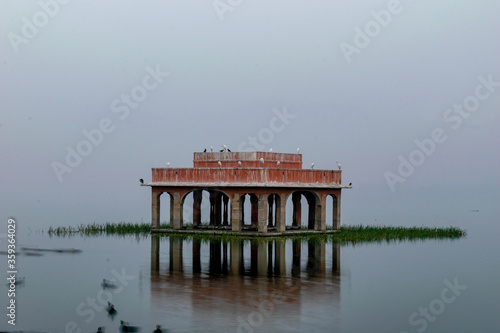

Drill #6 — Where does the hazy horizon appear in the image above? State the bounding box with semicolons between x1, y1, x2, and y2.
1;1;499;231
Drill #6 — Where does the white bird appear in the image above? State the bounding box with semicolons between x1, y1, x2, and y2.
311;163;315;169
222;145;227;151
297;148;300;154
218;161;222;167
210;146;213;152
269;148;273;152
260;158;264;165
238;161;242;166
166;162;171;167
277;161;280;167
336;161;341;170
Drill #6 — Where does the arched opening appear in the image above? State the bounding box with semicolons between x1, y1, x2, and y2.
181;190;211;227
240;193;259;230
159;191;173;227
326;194;333;229
181;190;231;229
285;191;319;230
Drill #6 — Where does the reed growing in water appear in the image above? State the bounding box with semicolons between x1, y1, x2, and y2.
47;222;465;243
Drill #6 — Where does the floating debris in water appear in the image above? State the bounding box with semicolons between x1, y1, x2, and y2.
21;247;82;253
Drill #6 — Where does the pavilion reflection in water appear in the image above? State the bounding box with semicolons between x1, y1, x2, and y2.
150;237;340;277
149;237;341;331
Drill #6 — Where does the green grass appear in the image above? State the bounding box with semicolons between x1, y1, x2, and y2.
47;222;466;244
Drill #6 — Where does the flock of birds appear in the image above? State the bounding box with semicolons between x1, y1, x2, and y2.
200;146;343;170
92;279;166;333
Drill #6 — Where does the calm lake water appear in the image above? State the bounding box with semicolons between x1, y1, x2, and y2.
2;213;499;333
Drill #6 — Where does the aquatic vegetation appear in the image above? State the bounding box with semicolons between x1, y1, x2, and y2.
47;222;466;244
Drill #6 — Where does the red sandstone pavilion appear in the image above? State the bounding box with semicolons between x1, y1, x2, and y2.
142;151;350;234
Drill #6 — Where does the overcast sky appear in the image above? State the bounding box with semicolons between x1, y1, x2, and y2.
1;0;499;231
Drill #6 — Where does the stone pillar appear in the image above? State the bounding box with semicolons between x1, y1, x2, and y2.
333;193;341;230
316;194;327;231
169;195;174;226
230;239;244;275
332;242;340;273
257;241;268;275
215;193;222;226
251;194;259;229
274;240;286;276
151;191;161;229
151;235;160;273
292;192;301;228
258;193;268;233
209;192;215;226
193;190;202;227
307;240;325;276
241;195;245;225
209;240;222;274
222;241;228;273
231;193;242;231
193;239;201;273
169;237;183;272
292;239;301;276
223;195;229;226
276;193;286;232
268;195;274;227
172;192;182;229
308;197;315;230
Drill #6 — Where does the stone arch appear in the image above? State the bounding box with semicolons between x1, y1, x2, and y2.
181;189;231;228
239;193;259;229
285;190;321;230
152;190;174;229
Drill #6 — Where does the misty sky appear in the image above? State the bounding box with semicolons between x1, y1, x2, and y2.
1;0;499;231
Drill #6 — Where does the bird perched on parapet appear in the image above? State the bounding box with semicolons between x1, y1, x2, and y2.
210;146;213;152
336;161;341;170
218;161;222;167
297;148;300;154
277;161;280;167
220;149;224;152
227;149;231;152
311;163;315;169
269;148;273;152
349;182;352;186
222;145;228;151
139;179;144;184
166;162;171;167
260;158;264;165
203;148;207;152
238;161;241;166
